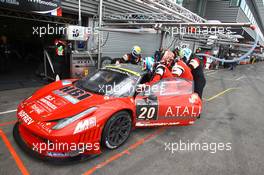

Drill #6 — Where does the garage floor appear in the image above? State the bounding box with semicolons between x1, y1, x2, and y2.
1;63;264;175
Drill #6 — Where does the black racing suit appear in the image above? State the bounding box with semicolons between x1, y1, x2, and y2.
120;53;142;65
188;57;206;98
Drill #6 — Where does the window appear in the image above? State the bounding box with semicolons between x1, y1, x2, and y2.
248;12;253;22
244;5;249;16
240;1;257;26
175;0;184;6
230;0;241;7
75;69;138;97
240;0;246;10
141;78;193;97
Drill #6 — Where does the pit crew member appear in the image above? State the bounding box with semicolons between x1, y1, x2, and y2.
172;50;193;81
186;49;206;99
117;46;142;65
147;50;174;85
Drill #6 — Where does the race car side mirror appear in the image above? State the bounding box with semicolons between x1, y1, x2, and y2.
148;94;158;101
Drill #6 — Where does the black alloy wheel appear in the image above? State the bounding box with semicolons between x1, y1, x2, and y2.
102;111;132;149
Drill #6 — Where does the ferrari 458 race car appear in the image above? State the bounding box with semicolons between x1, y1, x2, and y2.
13;64;202;161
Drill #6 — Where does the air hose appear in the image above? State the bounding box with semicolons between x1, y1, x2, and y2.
196;26;259;63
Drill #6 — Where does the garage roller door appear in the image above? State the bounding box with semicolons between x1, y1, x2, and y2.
102;32;162;58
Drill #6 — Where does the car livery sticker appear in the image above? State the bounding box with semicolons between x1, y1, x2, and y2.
163;106;202;118
35;95;67;113
189;94;199;104
18;110;34;125
73;117;97;134
53;86;91;104
37;121;52;134
136;99;159;121
136;122;180;127
31;104;45;114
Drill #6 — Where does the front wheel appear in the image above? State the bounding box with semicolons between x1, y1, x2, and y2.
102;111;132;149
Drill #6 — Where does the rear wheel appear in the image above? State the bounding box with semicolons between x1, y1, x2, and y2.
102;111;132;149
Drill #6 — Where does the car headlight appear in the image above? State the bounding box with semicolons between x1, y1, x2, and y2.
52;107;97;130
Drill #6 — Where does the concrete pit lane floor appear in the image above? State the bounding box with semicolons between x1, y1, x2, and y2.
1;63;264;175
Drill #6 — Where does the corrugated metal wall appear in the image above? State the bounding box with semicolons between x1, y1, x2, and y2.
101;32;198;58
101;32;162;58
204;0;239;22
62;0;98;15
62;0;160;15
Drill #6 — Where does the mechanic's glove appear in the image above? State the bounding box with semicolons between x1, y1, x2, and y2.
115;60;120;65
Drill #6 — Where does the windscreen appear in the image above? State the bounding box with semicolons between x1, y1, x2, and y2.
75;69;138;97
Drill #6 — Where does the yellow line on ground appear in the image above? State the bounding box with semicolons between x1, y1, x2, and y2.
205;88;239;102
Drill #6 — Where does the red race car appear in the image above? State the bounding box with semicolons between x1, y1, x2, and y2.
13;64;202;161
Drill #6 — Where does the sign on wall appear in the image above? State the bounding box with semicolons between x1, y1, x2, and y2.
67;25;91;41
0;0;62;16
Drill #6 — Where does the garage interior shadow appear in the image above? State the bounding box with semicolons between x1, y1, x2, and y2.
0;16;59;91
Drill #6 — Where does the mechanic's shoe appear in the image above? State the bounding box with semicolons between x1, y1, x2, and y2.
197;114;201;119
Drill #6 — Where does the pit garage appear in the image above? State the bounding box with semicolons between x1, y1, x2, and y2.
0;2;74;91
0;15;57;90
1;0;264;175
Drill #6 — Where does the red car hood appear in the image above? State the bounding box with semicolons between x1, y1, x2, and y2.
20;80;105;122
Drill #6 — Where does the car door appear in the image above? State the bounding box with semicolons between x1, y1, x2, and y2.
135;78;202;127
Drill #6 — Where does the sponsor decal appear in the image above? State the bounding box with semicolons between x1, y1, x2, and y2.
67;25;90;41
47;152;68;157
31;104;45;114
136;122;180;127
53;86;90;104
104;96;110;100
63;95;80;104
136;99;158;121
38;95;58;110
36;95;67;112
18;110;34;125
73;117;96;134
0;0;62;16
189;94;199;104
37;121;52;133
165;106;201;117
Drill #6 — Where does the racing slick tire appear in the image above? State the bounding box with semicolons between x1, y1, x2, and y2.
102;111;132;149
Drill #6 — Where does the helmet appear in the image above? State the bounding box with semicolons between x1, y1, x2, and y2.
131;45;142;57
142;57;155;72
196;48;202;53
179;48;192;62
172;47;180;56
161;50;175;66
